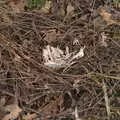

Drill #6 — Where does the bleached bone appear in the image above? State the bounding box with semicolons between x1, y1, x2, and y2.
43;45;85;69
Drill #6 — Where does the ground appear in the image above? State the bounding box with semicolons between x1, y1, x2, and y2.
0;0;120;120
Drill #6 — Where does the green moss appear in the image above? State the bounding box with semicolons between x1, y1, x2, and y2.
27;0;46;9
112;0;120;7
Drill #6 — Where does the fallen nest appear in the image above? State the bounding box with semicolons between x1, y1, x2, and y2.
0;4;120;120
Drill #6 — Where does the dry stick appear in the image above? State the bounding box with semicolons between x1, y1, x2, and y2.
32;21;42;41
18;12;58;26
13;14;63;33
0;33;90;79
0;35;71;90
22;106;46;118
99;64;111;120
102;80;111;119
111;39;120;48
94;73;120;80
0;33;88;98
26;94;47;105
0;88;25;103
75;106;82;120
0;77;34;82
99;63;111;119
89;74;120;116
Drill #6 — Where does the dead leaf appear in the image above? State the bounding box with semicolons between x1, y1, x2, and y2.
66;3;74;15
64;3;75;21
44;29;59;43
8;0;26;13
99;8;119;25
3;104;22;120
23;113;38;120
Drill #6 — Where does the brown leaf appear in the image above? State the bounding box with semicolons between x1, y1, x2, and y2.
23;113;38;120
3;104;22;120
66;3;74;15
44;29;60;43
8;0;26;13
99;8;119;25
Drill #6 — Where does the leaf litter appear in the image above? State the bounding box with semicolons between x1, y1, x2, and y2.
3;104;22;120
0;0;120;120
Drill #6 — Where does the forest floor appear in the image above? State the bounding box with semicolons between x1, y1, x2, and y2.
0;0;120;120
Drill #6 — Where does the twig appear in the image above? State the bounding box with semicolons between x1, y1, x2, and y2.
94;73;120;80
102;80;111;119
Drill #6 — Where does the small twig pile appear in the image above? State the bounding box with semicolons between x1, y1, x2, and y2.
0;2;120;119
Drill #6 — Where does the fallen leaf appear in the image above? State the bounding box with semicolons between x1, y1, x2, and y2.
64;3;75;21
66;3;74;15
44;29;59;43
8;0;26;13
99;8;119;25
60;7;66;16
23;113;38;120
3;104;22;120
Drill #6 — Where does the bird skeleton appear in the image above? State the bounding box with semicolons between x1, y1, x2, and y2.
43;45;85;69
